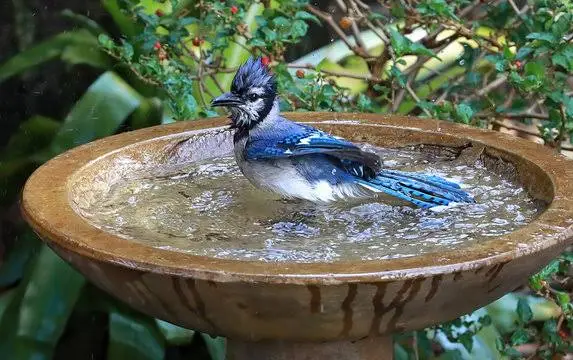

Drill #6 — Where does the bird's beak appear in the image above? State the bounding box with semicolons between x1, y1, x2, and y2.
211;92;242;107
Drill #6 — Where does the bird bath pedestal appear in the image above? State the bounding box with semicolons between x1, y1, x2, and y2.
21;113;573;360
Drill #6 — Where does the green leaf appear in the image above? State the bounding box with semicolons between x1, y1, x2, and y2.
524;61;544;80
248;38;266;47
295;11;321;25
510;327;530;346
262;27;277;41
2;116;60;160
272;16;290;29
0;229;41;288
50;71;144;155
389;28;437;58
551;45;573;71
155;319;194;346
0;289;17;324
458;332;474;353
455;103;474;124
61;9;108;36
526;32;557;43
291;19;309;38
61;44;110;68
516;298;533;323
0;245;85;358
200;333;226;360
0;30;99;84
555;291;570;309
108;310;165;360
551;13;571;38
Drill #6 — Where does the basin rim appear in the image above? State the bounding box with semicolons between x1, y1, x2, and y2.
20;112;573;284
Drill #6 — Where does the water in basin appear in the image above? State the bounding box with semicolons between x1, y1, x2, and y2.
80;144;544;262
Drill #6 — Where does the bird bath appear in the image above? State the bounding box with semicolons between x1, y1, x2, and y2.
21;113;573;360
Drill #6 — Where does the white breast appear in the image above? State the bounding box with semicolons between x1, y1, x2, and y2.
238;159;367;203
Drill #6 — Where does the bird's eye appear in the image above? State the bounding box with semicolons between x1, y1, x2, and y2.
247;93;258;101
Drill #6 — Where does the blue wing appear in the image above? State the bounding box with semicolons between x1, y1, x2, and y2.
246;124;381;174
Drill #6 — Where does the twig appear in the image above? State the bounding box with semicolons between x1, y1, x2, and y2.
467;75;507;100
287;63;385;83
477;111;549;120
305;4;371;58
406;83;432;117
347;0;370;55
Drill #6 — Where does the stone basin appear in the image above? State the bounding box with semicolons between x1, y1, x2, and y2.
21;113;573;359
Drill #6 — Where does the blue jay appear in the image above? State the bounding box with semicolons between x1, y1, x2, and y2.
211;57;474;208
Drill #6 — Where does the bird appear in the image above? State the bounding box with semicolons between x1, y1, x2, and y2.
210;57;474;209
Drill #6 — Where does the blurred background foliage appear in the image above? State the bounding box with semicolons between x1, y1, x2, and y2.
0;0;572;359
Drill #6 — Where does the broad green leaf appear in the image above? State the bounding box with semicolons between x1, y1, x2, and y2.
61;44;110;68
14;245;85;343
1;116;60;161
0;30;99;84
155;319;194;346
50;71;143;154
200;333;226;360
108;309;164;360
0;245;85;358
0;289;17;324
61;9;109;36
0;229;41;288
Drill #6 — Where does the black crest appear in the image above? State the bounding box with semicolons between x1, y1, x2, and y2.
231;57;277;96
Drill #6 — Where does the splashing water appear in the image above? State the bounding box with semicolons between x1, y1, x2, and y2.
81;145;544;263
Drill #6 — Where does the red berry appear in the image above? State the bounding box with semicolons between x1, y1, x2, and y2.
261;56;270;66
155;9;164;17
514;60;523;69
296;69;305;78
192;37;201;47
153;41;161;50
230;5;238;14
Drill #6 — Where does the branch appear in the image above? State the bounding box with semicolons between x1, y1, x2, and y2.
287;63;385;83
305;4;372;58
467;75;507;100
477;111;549;120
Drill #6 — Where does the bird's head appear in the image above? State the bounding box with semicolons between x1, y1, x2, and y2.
211;57;278;130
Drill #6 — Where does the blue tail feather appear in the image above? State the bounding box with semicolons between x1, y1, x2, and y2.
357;170;474;209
